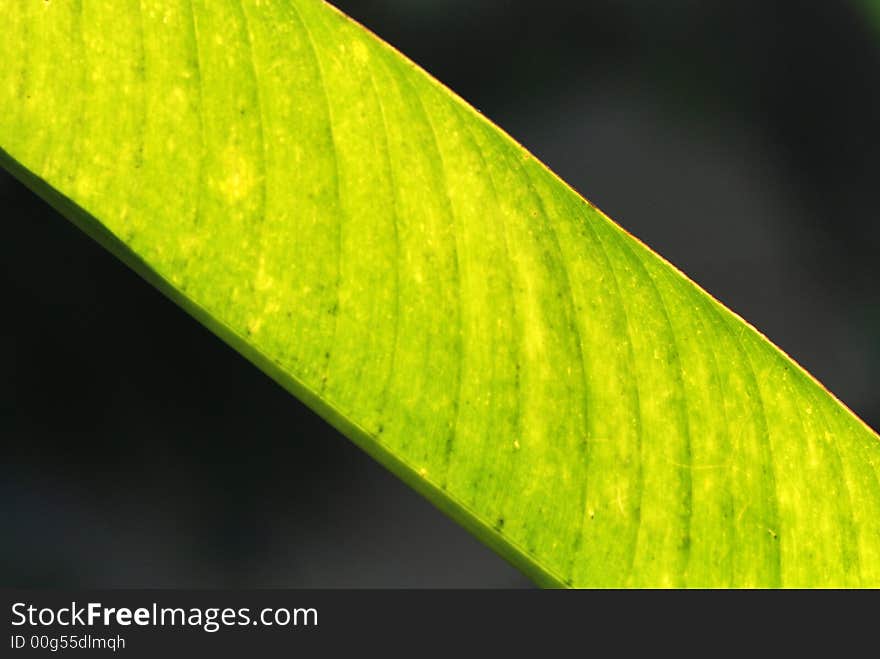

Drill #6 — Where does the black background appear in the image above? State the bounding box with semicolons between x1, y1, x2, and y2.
3;0;879;587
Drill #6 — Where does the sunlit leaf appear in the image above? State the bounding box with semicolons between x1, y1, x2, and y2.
3;0;879;587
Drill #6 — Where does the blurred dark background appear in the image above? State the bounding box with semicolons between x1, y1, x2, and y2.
2;0;878;587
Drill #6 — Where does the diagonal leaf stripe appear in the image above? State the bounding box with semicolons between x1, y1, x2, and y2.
3;0;879;587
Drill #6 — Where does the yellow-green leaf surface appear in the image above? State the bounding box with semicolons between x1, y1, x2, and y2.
3;0;879;588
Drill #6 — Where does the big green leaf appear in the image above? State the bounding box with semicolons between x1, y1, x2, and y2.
3;0;879;588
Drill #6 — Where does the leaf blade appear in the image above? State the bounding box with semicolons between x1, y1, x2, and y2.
3;0;879;587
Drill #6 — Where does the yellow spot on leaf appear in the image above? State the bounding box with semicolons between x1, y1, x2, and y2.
219;147;258;202
352;40;369;64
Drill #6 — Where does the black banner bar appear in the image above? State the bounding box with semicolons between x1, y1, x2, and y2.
1;589;869;656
